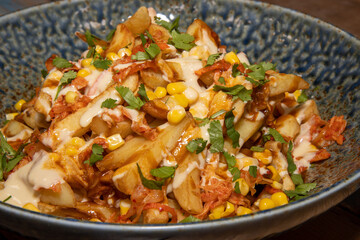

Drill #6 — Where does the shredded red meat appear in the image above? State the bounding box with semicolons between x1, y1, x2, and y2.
113;61;158;82
195;60;231;76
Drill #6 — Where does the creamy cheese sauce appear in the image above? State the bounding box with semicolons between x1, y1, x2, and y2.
172;161;198;189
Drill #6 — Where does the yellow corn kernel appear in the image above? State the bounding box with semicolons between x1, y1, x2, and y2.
88;65;97;71
77;69;91;78
154;87;167;98
81;58;93;67
236;178;250;196
183;87;199;105
66;146;78;157
271;192;289;206
209;204;225;220
224;51;240;65
167;106;186;124
271;181;283;190
172;93;189;108
106;52;120;61
65;91;78;104
118;48;132;58
146;91;156;101
253;149;273;165
236;206;252;216
69;137;86;148
120;199;131;216
166;82;187;95
90;218;102;222
48;153;60;162
5;113;19;120
95;45;104;54
222;202;235;217
15;99;26;111
267;166;281;182
107;134;125;151
259;198;276;211
48;70;63;81
293;90;302;100
23;203;40;212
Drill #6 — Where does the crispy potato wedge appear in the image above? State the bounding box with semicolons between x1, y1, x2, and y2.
274;114;300;140
290;99;319;124
143;208;169;224
173;152;203;214
140;69;168;89
234;112;265;148
76;202;117;221
142;99;169;120
39;182;76;208
90;116;110;136
267;70;309;97
2;120;33;139
186;19;220;54
22;107;49;129
108;120;133;138
123;6;151;36
209;91;232;117
106;24;134;54
148;24;171;42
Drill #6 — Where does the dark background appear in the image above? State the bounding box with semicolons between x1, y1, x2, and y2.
0;0;359;239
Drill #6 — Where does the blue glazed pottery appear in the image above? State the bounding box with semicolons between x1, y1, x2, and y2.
0;0;359;239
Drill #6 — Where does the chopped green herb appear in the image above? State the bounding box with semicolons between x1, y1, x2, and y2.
137;163;165;190
86;47;95;58
268;128;287;144
208;120;224;153
41;69;48;78
206;53;221;66
85;29;95;47
101;98;118;109
291;174;304;185
194;117;210;127
284;183;316;202
232;64;241;78
210;109;227;119
218;77;226;85
179;215;201;223
230;167;241;182
169;30;196;51
145;43;161;59
145;30;155;43
155;16;180;32
213;84;252;102
54;70;77;100
297;91;308;103
287;141;297;174
242;62;275;87
93;59;112;70
138;84;149;101
106;29;116;41
186;138;207;154
234;181;241;194
2;195;11;203
224;152;240;182
131;51;150;61
115;86;144;110
225;110;240;148
53;57;73;69
249;166;257;178
250;146;264;152
150;166;176;179
140;33;147;46
84;144;104;166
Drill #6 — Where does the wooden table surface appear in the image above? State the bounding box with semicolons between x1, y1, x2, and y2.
0;0;359;239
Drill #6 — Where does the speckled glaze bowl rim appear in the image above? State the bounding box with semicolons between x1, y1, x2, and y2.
0;0;359;234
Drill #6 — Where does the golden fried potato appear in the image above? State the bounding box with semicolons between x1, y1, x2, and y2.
267;70;309;97
39;182;75;208
106;24;135;54
123;6;151;36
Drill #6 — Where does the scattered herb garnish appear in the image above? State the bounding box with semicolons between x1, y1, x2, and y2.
218;77;226;85
234;181;241;194
225;110;240;148
206;53;221;66
2;195;11;203
93;59;112;70
115;86;145;110
208;120;224;153
150;166;176;179
131;52;151;61
232;64;241;78
145;43;161;59
169;30;196;51
155;16;180;32
291;173;304;185
213;84;253;102
297;91;308;103
284;183;317;202
85;29;95;47
268;128;287;144
106;29;116;41
249;166;257;178
186;138;207;154
41;69;48;78
83;144;104;166
179;215;201;223
250;146;265;152
101;98;118;109
286;141;297;174
224;151;240;181
194;110;226;127
52;57;73;69
243;62;276;87
137;163;165;190
138;84;149;101
54;70;77;100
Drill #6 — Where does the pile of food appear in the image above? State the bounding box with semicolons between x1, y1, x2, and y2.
0;7;346;223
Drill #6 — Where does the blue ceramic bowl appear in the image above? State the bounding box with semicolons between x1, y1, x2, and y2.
0;0;359;239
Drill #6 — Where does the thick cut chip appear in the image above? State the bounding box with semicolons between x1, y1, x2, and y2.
39;182;76;208
106;24;135;54
274;114;300;141
123;6;151;36
267;70;309;97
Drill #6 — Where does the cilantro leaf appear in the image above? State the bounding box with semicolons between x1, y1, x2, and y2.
85;29;95;47
169;30;196;51
138;84;149;101
213;84;252;102
250;146;264;152
179;215;201;223
297;91;308;103
41;69;48;78
268;128;287;144
115;86;144;110
249;166;257;178
232;64;241;78
242;62;275;87
230;167;241;182
2;195;11;203
53;57;73;69
131;51;150;61
186;138;207;154
140;33;147;46
101;98;117;109
0;131;16;156
284;183;316;202
54;70;77;100
93;59;112;70
206;53;221;66
145;30;155;42
194;117;210;127
150;166;176;179
287;141;297;174
208;120;224;153
224;151;240;181
106;29;116;41
210;109;227;119
291;174;304;185
218;77;226;85
137;163;165;190
155;16;179;32
234;181;241;194
145;43;161;59
86;47;95;58
225;110;240;148
84;144;104;166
